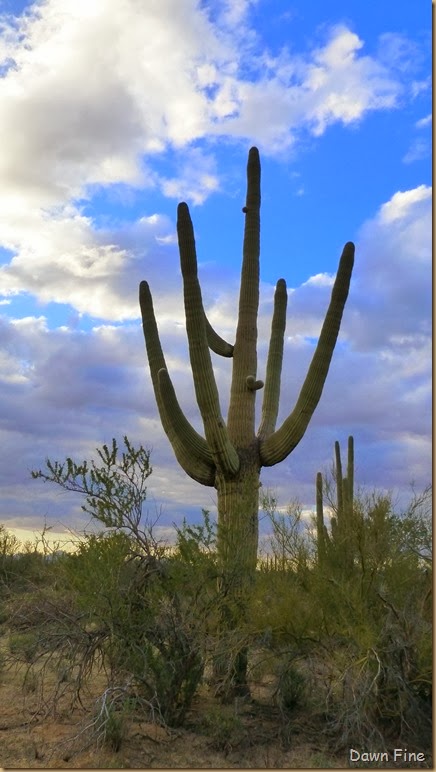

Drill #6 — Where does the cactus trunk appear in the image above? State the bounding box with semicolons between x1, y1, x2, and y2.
214;457;260;695
216;458;260;578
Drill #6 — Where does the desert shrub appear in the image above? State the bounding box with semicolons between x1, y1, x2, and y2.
200;705;244;754
25;528;208;726
260;491;312;577
275;659;307;715
8;631;40;663
22;667;39;695
322;627;431;752
63;687;141;758
26;438;216;726
102;579;206;726
310;487;432;751
252;484;432;754
0;602;9;628
102;704;125;752
249;569;319;652
0;525;21;588
8;497;220;727
89;690;137;752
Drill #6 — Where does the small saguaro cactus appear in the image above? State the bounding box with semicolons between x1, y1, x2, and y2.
140;147;354;691
316;435;355;571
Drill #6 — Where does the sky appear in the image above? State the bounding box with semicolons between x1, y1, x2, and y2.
0;0;431;548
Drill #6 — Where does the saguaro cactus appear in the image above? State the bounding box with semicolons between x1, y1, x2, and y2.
140;147;354;690
316;435;355;571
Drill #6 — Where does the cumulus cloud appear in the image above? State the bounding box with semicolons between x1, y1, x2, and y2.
0;1;424;323
346;184;431;351
0;312;201;528
159;147;220;205
0;206;180;319
0;2;412;210
301;27;401;136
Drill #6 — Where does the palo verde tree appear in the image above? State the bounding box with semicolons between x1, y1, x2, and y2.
139;147;354;691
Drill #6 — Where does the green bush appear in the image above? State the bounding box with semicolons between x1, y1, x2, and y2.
8;631;40;663
253;484;432;753
201;705;244;754
56;529;208;726
275;661;307;714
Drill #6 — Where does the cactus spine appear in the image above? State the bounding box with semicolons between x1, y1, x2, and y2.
140;147;354;691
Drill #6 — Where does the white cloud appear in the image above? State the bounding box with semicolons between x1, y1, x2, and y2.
0;2;422;323
402;111;431;164
376;32;424;74
378;185;431;223
415;114;431;129
159;147;220;205
0;0;226;208
217;0;259;27
301;273;334;288
301;26;401;136
345;184;431;352
402;138;430;164
0;205;181;319
0;3;412;213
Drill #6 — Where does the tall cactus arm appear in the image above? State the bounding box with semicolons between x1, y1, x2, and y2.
177;203;240;477
204;314;234;357
139;281;215;484
340;435;354;520
347;434;354;506
260;241;355;466
257;278;288;440
335;439;344;520
157;368;216;486
227;146;261;445
316;471;327;562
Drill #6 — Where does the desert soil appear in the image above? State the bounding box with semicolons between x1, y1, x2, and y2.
0;647;345;769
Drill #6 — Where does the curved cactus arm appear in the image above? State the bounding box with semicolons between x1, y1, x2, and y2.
260;241;355;466
139;279;173;419
157;368;216;486
227;146;261;445
139;281;215;485
204;314;234;357
257;278;287;440
177;202;240;477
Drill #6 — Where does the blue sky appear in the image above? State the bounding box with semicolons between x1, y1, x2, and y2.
0;0;431;547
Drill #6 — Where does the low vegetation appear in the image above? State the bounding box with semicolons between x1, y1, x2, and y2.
0;438;431;768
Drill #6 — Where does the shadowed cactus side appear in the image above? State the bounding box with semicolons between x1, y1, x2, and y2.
139;147;354;695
